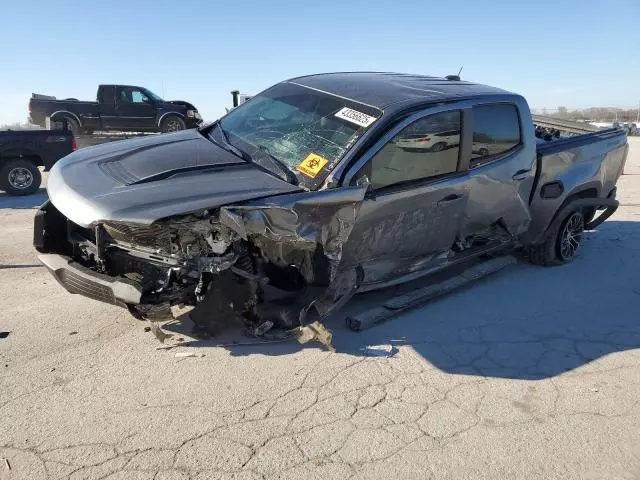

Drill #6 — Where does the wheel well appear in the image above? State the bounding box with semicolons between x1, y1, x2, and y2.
158;112;186;126
543;187;598;238
51;112;80;128
1;154;43;168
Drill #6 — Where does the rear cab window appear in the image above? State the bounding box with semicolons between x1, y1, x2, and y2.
470;104;521;168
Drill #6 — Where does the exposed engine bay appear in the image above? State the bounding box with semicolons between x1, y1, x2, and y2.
36;185;368;350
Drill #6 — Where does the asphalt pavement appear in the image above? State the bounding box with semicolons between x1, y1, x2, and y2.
1;138;639;480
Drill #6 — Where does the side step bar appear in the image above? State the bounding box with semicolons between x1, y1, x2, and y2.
346;256;517;332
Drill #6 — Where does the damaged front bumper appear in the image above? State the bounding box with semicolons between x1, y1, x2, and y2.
34;186;367;349
37;252;143;306
35;205;143;307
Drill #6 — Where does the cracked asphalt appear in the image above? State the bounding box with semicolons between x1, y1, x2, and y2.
1;138;640;480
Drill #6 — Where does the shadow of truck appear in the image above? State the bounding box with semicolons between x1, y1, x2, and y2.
164;219;640;380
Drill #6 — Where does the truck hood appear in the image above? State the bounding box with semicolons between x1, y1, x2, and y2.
47;129;302;227
166;100;197;111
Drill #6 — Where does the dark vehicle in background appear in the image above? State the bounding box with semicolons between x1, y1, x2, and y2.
34;72;627;346
0;129;75;195
29;85;203;134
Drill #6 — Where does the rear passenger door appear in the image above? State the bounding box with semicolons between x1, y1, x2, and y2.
340;108;470;286
461;102;536;240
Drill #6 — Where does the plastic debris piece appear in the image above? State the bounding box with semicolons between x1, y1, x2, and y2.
175;352;205;358
0;332;10;339
149;322;173;343
363;344;397;357
144;326;151;332
253;320;274;337
69;331;78;335
297;321;335;352
4;458;10;470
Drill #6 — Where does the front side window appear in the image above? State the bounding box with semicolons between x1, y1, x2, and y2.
130;90;149;104
118;87;149;104
367;111;461;190
470;104;521;168
212;83;382;188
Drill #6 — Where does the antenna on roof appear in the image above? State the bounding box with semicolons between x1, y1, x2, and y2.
445;66;463;81
457;66;463;77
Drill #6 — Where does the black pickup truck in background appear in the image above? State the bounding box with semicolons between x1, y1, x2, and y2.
0;130;75;195
29;85;203;134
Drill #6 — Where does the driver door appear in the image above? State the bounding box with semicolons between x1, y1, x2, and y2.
340;108;470;287
111;86;156;130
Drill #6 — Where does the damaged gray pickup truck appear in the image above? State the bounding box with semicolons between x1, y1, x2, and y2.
34;72;628;349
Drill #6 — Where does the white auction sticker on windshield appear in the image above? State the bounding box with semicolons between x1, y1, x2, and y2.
334;107;377;128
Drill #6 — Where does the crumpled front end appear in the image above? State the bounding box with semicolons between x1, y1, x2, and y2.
35;186;367;349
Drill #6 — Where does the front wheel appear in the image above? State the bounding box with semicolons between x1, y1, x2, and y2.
526;210;585;266
0;159;42;196
431;142;446;152
160;115;186;133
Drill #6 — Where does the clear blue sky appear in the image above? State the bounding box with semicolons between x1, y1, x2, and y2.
1;0;638;125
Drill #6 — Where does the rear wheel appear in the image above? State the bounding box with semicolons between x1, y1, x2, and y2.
526;210;585;266
431;142;446;152
0;159;42;196
160;115;186;133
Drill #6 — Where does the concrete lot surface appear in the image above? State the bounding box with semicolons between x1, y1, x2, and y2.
1;138;639;479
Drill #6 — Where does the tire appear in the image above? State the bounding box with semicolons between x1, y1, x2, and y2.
0;159;42;196
431;142;446;152
160;115;186;133
526;210;585;266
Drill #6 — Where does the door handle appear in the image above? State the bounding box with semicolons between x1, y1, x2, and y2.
512;169;531;181
437;193;465;205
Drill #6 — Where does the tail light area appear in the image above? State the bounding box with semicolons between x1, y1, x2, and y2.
72;136;77;151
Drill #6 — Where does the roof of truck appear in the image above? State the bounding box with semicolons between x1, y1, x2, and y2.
287;72;512;110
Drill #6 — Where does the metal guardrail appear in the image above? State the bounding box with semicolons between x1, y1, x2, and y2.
75;132;159;149
531;115;599;135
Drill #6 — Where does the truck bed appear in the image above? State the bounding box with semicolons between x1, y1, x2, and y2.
525;127;628;244
0;129;75;171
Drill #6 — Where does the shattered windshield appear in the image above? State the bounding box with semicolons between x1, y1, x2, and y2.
215;83;382;188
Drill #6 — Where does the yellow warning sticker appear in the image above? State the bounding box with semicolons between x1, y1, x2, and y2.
296;153;329;178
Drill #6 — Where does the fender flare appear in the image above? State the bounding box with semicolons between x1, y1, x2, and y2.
545;197;618;238
50;110;82;127
157;111;187;127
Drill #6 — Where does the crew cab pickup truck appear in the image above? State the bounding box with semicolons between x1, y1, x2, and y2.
0;129;75;195
33;72;627;347
29;85;203;134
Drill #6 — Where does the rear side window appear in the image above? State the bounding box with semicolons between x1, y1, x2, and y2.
470;104;521;168
99;86;115;104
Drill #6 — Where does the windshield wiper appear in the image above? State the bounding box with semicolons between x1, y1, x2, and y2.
208;124;299;186
256;145;299;186
210;122;250;161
